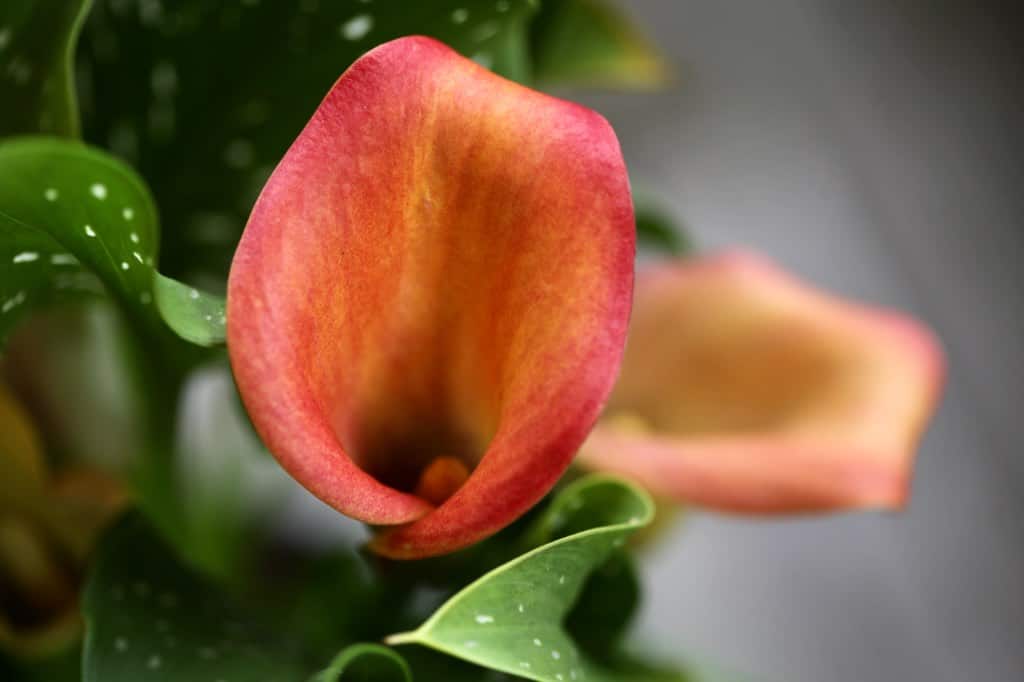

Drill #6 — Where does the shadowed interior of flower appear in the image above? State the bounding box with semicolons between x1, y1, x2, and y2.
581;252;945;513
227;37;634;558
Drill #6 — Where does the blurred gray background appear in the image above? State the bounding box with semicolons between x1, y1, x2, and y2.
570;1;1024;681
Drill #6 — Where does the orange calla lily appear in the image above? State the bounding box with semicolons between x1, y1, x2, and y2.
580;252;944;513
227;37;634;558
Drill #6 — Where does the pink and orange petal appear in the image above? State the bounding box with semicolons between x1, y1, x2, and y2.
580;252;945;513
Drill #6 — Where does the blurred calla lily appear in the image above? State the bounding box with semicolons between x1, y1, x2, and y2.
227;37;634;558
580;252;944;513
0;384;127;658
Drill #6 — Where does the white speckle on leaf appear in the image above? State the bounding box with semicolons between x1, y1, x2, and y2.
90;183;108;199
124;207;136;221
146;654;162;669
114;637;129;652
533;638;542;646
559;575;566;585
84;224;97;237
189;288;200;300
44;188;59;201
51;254;77;266
130;231;140;243
2;291;26;314
474;614;494;624
519;662;531;669
0;27;11;51
121;261;130;270
552;650;561;660
451;8;468;24
339;14;373;40
12;251;39;263
464;640;478;648
517;603;525;613
133;251;144;263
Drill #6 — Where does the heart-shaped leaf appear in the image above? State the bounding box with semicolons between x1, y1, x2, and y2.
83;513;414;682
78;0;540;284
529;0;670;90
386;475;655;682
0;0;91;138
0;136;222;346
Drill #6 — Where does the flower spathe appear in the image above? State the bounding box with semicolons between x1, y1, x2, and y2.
227;37;634;558
579;252;945;513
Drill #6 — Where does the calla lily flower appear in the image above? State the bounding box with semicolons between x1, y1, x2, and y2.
227;37;634;558
579;252;944;513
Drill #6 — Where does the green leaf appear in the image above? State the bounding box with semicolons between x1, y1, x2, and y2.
529;0;670;90
84;513;419;682
78;0;541;285
154;273;225;346
0;136;160;340
386;475;655;682
634;191;691;256
0;136;221;346
565;552;640;661
311;644;411;682
0;0;91;137
83;514;308;681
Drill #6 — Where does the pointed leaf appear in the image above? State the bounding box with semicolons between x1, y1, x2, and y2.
386;476;654;682
79;0;541;284
0;0;91;137
154;273;225;347
529;0;670;90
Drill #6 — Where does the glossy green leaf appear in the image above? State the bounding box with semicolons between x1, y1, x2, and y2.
0;0;91;137
0;136;223;346
311;644;411;682
83;514;308;681
386;475;655;682
154;273;225;346
78;0;540;284
0;137;159;340
529;0;670;90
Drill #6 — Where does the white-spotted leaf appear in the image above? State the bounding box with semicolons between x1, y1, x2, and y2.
0;136;223;345
386;476;655;682
84;513;413;682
